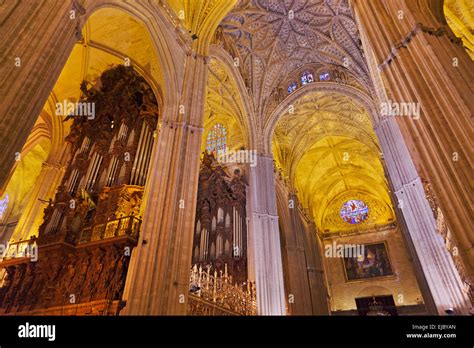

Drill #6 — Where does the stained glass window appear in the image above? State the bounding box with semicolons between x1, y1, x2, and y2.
340;199;369;224
319;72;330;81
301;71;314;85
0;194;9;220
287;82;297;94
206;123;227;155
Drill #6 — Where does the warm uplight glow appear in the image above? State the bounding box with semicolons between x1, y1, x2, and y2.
272;92;395;233
444;0;474;59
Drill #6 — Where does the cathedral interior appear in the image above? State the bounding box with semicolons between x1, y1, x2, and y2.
0;0;472;317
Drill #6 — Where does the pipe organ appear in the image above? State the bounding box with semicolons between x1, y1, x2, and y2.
0;65;159;315
192;152;248;284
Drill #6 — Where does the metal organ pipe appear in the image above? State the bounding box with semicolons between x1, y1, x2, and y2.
109;135;116;152
217;234;223;257
225;213;230;228
130;122;146;185
130;122;154;186
233;207;242;258
106;157;119;187
196;220;201;235
97;168;107;190
45;209;61;234
135;126;149;185
233;207;237;257
238;209;242;258
127;129;135;147
79;137;90;154
192;152;248;282
218;208;224;224
118;123;128;141
205;229;209;260
200;228;209;261
67;169;80;195
194;246;200;261
141;125;154;186
112;157;120;186
91;155;103;191
72;137;89;163
83;152;96;189
84;152;96;190
85;152;103;191
21;67;162;316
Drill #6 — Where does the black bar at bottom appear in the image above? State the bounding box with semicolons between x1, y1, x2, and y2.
0;316;472;346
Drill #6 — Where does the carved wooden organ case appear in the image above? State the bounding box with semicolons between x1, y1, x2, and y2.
0;65;159;315
192;153;248;284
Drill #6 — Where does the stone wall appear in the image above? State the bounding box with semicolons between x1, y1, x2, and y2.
323;226;424;313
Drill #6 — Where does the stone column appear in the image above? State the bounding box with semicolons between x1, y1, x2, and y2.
247;154;286;315
122;54;207;315
275;183;312;315
9;161;66;243
274;176;330;315
353;0;472;315
0;1;79;191
352;0;474;280
303;221;331;315
375;116;471;314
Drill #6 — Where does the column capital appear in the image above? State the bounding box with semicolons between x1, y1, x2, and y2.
251;212;279;220
161;119;204;132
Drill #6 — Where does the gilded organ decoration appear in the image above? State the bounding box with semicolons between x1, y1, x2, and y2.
192;152;248;285
187;265;256;316
0;65;159;315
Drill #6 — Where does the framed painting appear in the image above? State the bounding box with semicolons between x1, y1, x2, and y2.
343;242;394;281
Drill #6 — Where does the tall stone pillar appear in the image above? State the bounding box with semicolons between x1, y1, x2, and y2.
275;183;313;315
352;0;472;315
247;154;286;315
9;161;66;243
375;116;471;315
0;1;78;191
303;221;331;315
274;176;330;315
122;54;207;315
352;0;474;280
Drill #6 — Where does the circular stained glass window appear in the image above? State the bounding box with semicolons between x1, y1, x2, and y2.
340;200;369;224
